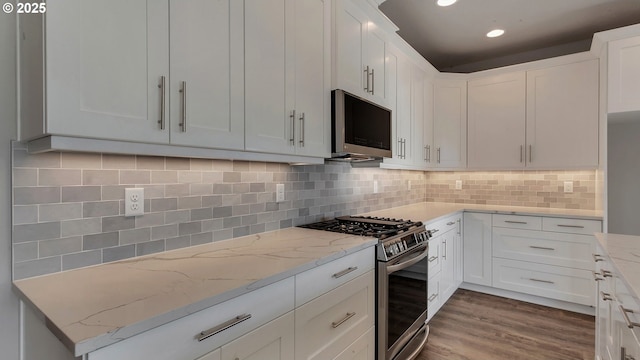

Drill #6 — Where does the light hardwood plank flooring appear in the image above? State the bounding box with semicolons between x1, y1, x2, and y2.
417;289;595;360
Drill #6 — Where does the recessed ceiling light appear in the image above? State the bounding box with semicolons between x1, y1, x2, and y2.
486;29;505;38
437;0;457;7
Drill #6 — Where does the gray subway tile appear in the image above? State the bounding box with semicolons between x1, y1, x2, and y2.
165;157;190;170
61;218;102;237
212;184;233;194
191;232;213;246
233;226;251;238
83;232;119;250
279;219;293;229
232;162;251;171
61;153;101;169
83;201;120;218
242;215;258;226
39;236;83;257
13;169;37;186
240;172;258;183
62;186;101;202
13;150;60;169
223;216;242;228
165;184;190;197
179;221;202;236
178;171;201;184
165;235;191;250
191;208;213;221
120;227;151;245
212;206;232;218
151;198;178;212
202;195;222;207
14;257;61;280
39;203;82;222
202;219;224;232
102;154;136;169
190;184;213;196
213;229;233;241
190;159;212;170
102;185;126;200
13;222;60;243
233;183;250;193
102;215;135;232
211;159;233;171
13;242;38;262
142;185;165;199
151;170;178;184
83;170;119;185
232;204;250;216
103;244;136;263
151;224;178;240
135;212;165;227
62;250;102;271
136;240;165;256
241;193;257;204
222;194;242;206
178;196;202;210
120;170;151;184
223;172;241;183
136;156;165;170
250;183;266;193
14;187;60;205
202;171;223;183
13;205;38;225
250;223;266;235
265;202;279;211
38;169;82;186
164;209;190;224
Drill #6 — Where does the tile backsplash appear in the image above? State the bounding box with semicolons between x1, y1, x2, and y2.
11;145;426;279
425;170;596;209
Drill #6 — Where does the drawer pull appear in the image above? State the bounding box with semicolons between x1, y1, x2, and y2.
504;220;528;225
446;221;456;226
592;253;604;262
601;270;613;278
428;256;438;263
332;266;358;279
527;278;554;284
529;245;555;251
428;293;438;302
556;224;585;229
332;312;356;329
601;291;613;301
619;306;640;328
197;314;252;342
593;271;604;281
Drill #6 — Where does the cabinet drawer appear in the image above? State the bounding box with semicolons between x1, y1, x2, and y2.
492;258;595;306
492;228;595;270
296;246;374;306
493;214;542;230
542;217;601;235
427;238;441;277
88;277;295;360
333;326;375;360
295;271;375;360
427;215;460;236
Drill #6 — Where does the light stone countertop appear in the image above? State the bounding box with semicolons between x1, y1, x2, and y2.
594;233;640;301
13;227;377;356
13;201;603;356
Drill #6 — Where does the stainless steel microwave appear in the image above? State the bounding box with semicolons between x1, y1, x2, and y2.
331;89;392;161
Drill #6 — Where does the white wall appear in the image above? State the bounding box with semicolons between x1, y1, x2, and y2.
608;119;640;235
0;8;19;360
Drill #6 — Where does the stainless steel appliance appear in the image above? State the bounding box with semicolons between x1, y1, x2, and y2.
301;216;432;360
331;89;392;161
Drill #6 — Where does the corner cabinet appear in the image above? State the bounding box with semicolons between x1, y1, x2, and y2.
608;36;640;114
431;78;467;169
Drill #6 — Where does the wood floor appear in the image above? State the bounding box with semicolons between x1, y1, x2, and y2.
416;289;595;360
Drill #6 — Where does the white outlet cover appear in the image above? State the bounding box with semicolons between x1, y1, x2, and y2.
373;180;379;194
455;180;463;190
276;184;285;203
564;181;573;193
125;188;144;217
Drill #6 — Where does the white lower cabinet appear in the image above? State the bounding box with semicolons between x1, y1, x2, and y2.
333;327;375;360
462;212;493;286
219;311;294;360
197;349;220;360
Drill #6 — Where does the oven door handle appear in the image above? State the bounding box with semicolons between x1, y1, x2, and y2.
387;244;429;274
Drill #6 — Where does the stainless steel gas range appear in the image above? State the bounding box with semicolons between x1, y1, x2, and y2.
301;216;433;360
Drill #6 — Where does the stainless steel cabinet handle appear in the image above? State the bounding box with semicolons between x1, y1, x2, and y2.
601;291;613;301
428;293;438;302
446;221;456;226
437;147;441;163
197;314;251;342
179;81;187;132
504;220;527;224
403;139;407;159
529;245;555;251
593;271;603;281
602;270;613;278
364;66;369;92
457;219;461;235
289;110;296;145
528;278;554;284
442;239;447;259
157;76;166;130
299;112;305;147
428;256;438;263
529;144;533;163
424;146;428;162
592;253;604;262
332;266;358;279
427;145;431;162
371;68;375;94
520;145;523;163
619;305;640;328
332;312;356;328
557;224;585;229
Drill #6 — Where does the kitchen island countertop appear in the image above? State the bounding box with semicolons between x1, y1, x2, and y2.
595;233;640;301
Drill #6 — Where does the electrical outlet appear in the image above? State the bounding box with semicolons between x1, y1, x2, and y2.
276;184;285;202
125;188;144;217
373;180;379;194
564;181;573;193
407;180;412;190
455;180;462;190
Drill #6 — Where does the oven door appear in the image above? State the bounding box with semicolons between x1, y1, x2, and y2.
378;243;429;360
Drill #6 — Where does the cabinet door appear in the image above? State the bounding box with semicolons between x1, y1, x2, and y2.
526;59;599;169
293;0;330;157
197;349;221;360
468;72;526;169
609;36;640;114
244;0;292;154
367;22;387;105
45;0;169;143
433;79;467;168
333;327;375;360
439;229;457;303
334;0;368;97
463;212;492;286
221;312;294;360
169;0;244;150
423;78;435;167
390;53;413;164
412;67;427;167
454;217;463;286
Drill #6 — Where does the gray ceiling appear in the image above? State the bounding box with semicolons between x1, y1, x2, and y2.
379;0;640;73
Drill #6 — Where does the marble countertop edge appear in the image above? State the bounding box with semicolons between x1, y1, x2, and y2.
594;232;640;302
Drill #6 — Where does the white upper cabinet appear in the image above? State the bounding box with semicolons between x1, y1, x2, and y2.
245;0;330;157
169;0;244;150
608;36;640;114
468;72;526;169
432;78;467;169
526;59;599;169
21;0;170;143
334;0;388;106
